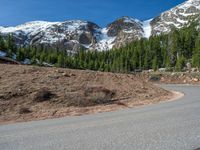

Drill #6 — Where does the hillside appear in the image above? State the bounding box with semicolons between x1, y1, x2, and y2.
0;64;172;124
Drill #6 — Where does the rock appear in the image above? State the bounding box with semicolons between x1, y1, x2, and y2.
191;68;198;72
171;73;175;76
56;70;64;73
193;78;199;82
148;69;154;73
62;73;70;77
158;68;166;72
70;73;76;77
79;32;92;44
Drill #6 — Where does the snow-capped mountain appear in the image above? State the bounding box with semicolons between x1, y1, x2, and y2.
0;20;101;51
151;0;200;35
0;0;199;51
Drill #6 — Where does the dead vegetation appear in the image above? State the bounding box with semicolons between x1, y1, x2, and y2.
19;107;32;114
33;88;55;102
0;64;171;124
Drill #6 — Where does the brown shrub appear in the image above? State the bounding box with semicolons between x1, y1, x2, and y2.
84;86;115;104
19;107;32;114
64;86;116;107
33;88;55;102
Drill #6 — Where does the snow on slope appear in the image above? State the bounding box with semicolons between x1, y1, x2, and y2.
0;21;59;34
142;19;153;38
0;20;89;34
0;20;89;45
123;17;141;24
95;28;116;51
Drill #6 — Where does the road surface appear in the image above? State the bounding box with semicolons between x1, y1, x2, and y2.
0;84;200;150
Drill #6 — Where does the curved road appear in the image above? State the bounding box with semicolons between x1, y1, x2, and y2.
0;85;200;150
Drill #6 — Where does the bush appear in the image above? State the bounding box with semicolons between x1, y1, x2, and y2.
33;88;55;102
84;86;115;104
19;107;32;114
64;86;116;107
149;74;161;82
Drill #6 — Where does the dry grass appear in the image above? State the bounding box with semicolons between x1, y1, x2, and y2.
0;64;171;124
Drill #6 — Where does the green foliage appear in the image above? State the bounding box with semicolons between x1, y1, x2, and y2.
192;36;200;68
175;55;186;71
152;56;158;71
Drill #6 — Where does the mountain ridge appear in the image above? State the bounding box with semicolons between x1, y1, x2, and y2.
0;0;199;51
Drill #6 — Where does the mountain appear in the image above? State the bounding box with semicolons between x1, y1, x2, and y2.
0;0;199;51
151;0;200;35
0;20;101;52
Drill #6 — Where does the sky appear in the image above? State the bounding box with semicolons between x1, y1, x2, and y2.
0;0;186;27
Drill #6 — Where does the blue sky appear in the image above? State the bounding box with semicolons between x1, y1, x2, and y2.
0;0;186;27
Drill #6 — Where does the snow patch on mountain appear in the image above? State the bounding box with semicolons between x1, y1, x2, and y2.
0;21;59;34
123;17;141;24
142;19;153;38
95;28;116;51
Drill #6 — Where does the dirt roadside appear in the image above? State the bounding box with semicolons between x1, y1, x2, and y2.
0;64;177;124
144;72;200;84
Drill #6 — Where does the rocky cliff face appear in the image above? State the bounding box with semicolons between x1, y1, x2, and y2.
106;17;144;48
0;0;199;51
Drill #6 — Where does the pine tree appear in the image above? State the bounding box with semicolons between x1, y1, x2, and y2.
6;34;17;55
175;55;186;72
16;48;25;61
0;34;6;50
152;56;158;71
57;54;65;67
192;37;200;69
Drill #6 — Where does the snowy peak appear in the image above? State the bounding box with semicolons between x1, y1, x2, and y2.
0;20;101;50
106;16;143;37
0;0;199;51
151;0;200;35
120;16;141;24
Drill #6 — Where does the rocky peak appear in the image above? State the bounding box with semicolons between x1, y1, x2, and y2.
106;17;144;48
150;0;200;35
107;16;142;37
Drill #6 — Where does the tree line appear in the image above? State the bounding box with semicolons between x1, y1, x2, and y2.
0;21;200;72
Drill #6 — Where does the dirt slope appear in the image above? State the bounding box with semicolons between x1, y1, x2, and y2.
0;64;171;124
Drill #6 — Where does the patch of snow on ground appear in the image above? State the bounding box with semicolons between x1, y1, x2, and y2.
0;51;7;57
142;19;153;38
23;58;31;65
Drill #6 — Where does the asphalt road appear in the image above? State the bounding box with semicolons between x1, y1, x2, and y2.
0;84;200;150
